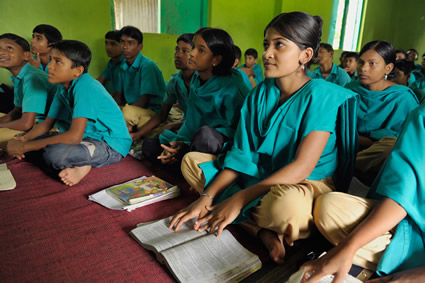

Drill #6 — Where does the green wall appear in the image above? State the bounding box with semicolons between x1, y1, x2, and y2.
359;0;425;56
209;0;334;69
161;0;208;34
0;0;111;84
0;0;179;85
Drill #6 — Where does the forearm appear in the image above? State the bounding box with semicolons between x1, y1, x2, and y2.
131;94;150;108
203;169;239;198
23;130;81;152
0;118;33;131
341;197;406;253
134;114;161;137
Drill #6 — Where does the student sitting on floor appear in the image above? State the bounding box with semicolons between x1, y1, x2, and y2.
343;51;359;80
302;104;425;283
395;48;407;60
131;33;195;141
116;26;166;135
142;27;249;168
392;59;425;104
7;40;132;186
239;48;264;85
411;53;425;92
309;43;351;87
232;45;254;90
97;30;124;95
29;24;62;72
169;11;358;265
347;41;419;185
0;33;56;149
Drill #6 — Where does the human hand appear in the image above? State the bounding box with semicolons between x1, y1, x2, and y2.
158;141;184;165
28;53;41;68
195;192;245;237
366;266;425;283
168;195;213;231
7;139;27;159
301;243;356;283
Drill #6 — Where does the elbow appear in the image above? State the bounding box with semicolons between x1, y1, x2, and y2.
68;135;83;145
21;121;35;132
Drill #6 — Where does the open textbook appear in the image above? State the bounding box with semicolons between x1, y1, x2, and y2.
130;217;262;282
88;176;179;212
0;164;16;191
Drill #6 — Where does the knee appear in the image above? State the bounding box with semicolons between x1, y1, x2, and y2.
43;144;70;169
190;126;227;155
313;192;345;242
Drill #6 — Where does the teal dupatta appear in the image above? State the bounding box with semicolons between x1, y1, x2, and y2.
159;69;249;145
201;79;358;223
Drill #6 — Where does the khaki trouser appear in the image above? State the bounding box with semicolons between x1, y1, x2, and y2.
121;104;156;130
313;192;392;271
0;113;24;149
356;137;397;184
181;151;217;193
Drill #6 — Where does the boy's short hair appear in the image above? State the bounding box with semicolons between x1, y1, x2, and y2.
244;48;258;59
33;24;62;44
177;33;194;46
395;49;408;57
0;33;30;52
105;30;121;42
395;59;415;74
234;45;242;60
51;40;91;73
320;43;333;52
345;51;359;61
120;26;143;44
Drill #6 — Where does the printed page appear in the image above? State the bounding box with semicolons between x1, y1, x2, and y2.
130;216;207;254
160;229;261;283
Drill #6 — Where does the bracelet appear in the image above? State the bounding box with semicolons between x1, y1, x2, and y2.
201;193;214;200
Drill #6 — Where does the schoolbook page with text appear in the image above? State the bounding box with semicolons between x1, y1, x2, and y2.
130;217;262;283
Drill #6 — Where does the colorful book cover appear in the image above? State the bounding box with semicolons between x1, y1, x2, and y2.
106;176;176;204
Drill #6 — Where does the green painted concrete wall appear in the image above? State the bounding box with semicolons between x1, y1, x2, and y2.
360;0;425;56
0;0;179;85
161;0;207;34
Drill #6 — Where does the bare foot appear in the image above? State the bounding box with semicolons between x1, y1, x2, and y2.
258;229;286;264
58;165;92;186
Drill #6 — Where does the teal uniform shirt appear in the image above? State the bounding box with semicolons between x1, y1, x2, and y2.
409;68;424;85
409;83;425;104
368;105;425;276
159;69;249;145
163;70;191;114
10;62;56;121
47;73;132;157
235;68;253;90
350;70;359;81
200;79;359;223
101;56;124;93
411;76;425;92
310;63;351;87
119;53;166;112
239;63;263;84
346;80;419;140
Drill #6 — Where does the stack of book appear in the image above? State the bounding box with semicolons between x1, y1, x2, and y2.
89;176;179;211
0;164;16;191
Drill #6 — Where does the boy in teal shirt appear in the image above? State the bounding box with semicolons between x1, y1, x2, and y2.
29;24;62;72
0;33;55;148
310;43;351;87
239;48;263;85
97;30;124;94
116;26;166;134
233;45;254;90
131;33;194;141
7;40;132;186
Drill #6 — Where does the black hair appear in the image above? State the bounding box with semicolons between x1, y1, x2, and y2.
395;49;408;59
244;48;258;59
394;59;415;75
359;40;396;79
345;51;359;61
105;30;121;42
264;11;322;69
234;45;242;60
194;27;235;76
33;24;62;44
320;43;333;53
119;26;143;44
340;51;349;58
50;40;91;73
0;33;30;52
177;33;194;46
